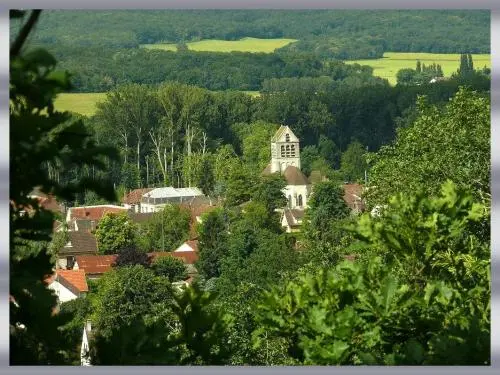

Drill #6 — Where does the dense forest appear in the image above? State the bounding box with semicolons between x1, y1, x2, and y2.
9;10;490;92
21;10;490;54
11;10;490;366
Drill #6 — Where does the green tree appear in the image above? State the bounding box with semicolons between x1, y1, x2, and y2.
94;213;137;254
224;164;256;207
254;182;490;365
151;256;188;282
138;204;191;252
318;135;341;169
112;245;150;268
234;121;278;172
367;87;490;206
436;64;444;77
304;180;350;242
10;9;117;365
59;297;94;365
340;141;367;183
252;173;287;215
396;68;418;86
197;208;228;279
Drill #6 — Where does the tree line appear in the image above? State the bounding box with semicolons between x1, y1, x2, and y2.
57;67;488;207
12;9;490;57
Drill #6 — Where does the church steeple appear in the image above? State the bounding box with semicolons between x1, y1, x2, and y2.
270;126;301;173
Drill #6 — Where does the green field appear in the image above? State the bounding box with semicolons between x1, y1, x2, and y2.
54;92;107;116
54;91;260;116
347;52;491;85
141;37;297;53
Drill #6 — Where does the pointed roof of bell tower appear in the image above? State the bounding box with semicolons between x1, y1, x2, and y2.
271;125;299;143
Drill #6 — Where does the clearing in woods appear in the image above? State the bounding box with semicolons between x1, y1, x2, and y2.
346;52;491;85
140;37;298;53
54;91;260;116
54;93;107;116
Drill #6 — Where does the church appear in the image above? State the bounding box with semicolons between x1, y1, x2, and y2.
262;125;311;210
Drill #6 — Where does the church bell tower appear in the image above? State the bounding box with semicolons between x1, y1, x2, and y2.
270;126;301;174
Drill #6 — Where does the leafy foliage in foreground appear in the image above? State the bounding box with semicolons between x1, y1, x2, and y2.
367;87;490;206
10;10;117;365
254;182;490;365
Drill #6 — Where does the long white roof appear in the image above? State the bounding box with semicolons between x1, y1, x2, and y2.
143;187;204;199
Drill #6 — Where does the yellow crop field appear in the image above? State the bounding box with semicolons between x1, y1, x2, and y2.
347;52;491;85
141;37;297;53
54;92;107;116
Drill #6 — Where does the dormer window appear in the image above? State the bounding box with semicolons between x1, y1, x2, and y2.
285;133;290;142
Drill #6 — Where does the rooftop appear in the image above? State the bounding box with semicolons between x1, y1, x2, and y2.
144;187;204;199
59;231;98;256
46;269;89;295
283;165;310;186
68;205;128;222
342;183;365;211
123;188;154;205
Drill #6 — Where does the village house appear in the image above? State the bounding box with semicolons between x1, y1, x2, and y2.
122;188;153;213
57;231;99;270
46;269;89;304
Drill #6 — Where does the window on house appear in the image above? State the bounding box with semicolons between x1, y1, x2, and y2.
285;133;290;142
281;145;285;157
298;195;303;207
291;144;296;157
286;145;290;157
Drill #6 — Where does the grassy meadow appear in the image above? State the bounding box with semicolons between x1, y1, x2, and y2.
54;92;107;116
347;52;491;85
54;91;260;116
141;37;297;53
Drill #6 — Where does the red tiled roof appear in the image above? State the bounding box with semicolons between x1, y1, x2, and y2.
37;196;63;214
342;184;365;211
171;251;198;264
56;269;89;293
45;269;89;295
185;240;199;252
74;249;199;277
68;205;128;222
123;188;153;205
75;255;117;275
